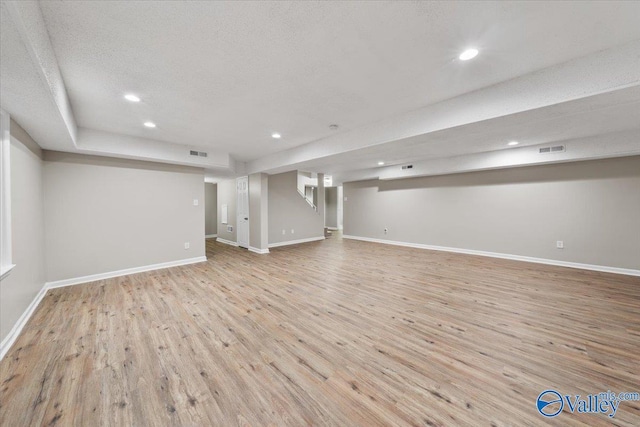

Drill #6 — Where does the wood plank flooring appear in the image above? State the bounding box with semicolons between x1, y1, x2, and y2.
1;235;639;426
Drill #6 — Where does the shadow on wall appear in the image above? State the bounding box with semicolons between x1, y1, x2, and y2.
377;156;640;191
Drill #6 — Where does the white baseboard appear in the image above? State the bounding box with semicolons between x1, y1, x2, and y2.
248;246;270;254
268;236;325;248
205;234;218;238
326;227;339;231
0;284;48;361
342;235;640;277
216;237;238;247
46;256;207;289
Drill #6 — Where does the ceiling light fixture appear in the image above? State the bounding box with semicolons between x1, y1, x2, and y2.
124;94;140;102
378;161;385;166
459;48;479;61
271;133;281;139
144;122;156;128
507;141;519;146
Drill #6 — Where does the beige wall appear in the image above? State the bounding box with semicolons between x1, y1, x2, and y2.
217;178;237;243
268;171;324;245
344;156;640;270
1;121;46;342
44;152;205;281
205;183;217;236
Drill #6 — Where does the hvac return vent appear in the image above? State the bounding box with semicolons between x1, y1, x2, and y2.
539;145;565;154
190;150;208;158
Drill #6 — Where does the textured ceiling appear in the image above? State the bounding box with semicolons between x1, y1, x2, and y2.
38;0;640;162
2;1;639;179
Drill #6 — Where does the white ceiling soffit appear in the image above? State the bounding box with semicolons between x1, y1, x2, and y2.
247;41;640;175
0;1;239;172
275;86;640;178
0;1;76;151
1;1;640;177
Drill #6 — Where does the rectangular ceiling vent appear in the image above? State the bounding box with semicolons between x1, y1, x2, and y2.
402;164;414;170
539;145;565;154
190;150;208;158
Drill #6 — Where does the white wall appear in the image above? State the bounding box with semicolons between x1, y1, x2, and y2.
344;156;640;271
0;121;46;342
205;182;217;236
269;171;324;245
44;151;205;281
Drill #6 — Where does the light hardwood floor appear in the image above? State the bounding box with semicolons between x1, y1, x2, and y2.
1;235;639;426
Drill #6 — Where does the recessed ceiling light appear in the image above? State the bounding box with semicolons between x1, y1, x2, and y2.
378;161;385;166
124;94;140;102
144;122;156;128
459;48;479;61
271;133;281;139
507;141;519;146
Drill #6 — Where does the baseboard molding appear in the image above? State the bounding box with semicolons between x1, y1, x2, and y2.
46;256;208;289
216;237;238;247
268;236;325;248
342;235;640;277
205;234;218;239
0;284;48;361
248;246;270;254
326;227;339;231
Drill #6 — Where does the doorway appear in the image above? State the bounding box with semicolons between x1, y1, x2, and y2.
236;176;249;248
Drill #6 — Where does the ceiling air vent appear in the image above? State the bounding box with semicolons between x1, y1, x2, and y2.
190;150;208;158
402;164;414;170
539;145;565;154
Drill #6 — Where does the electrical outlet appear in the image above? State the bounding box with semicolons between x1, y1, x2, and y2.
384;227;388;234
227;225;233;232
184;242;190;250
193;199;199;206
556;240;564;249
291;229;295;234
282;229;286;235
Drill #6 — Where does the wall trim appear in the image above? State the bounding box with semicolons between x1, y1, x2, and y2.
268;236;325;248
205;234;218;239
342;235;640;277
46;256;207;289
248;246;270;255
0;284;48;361
216;237;238;247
